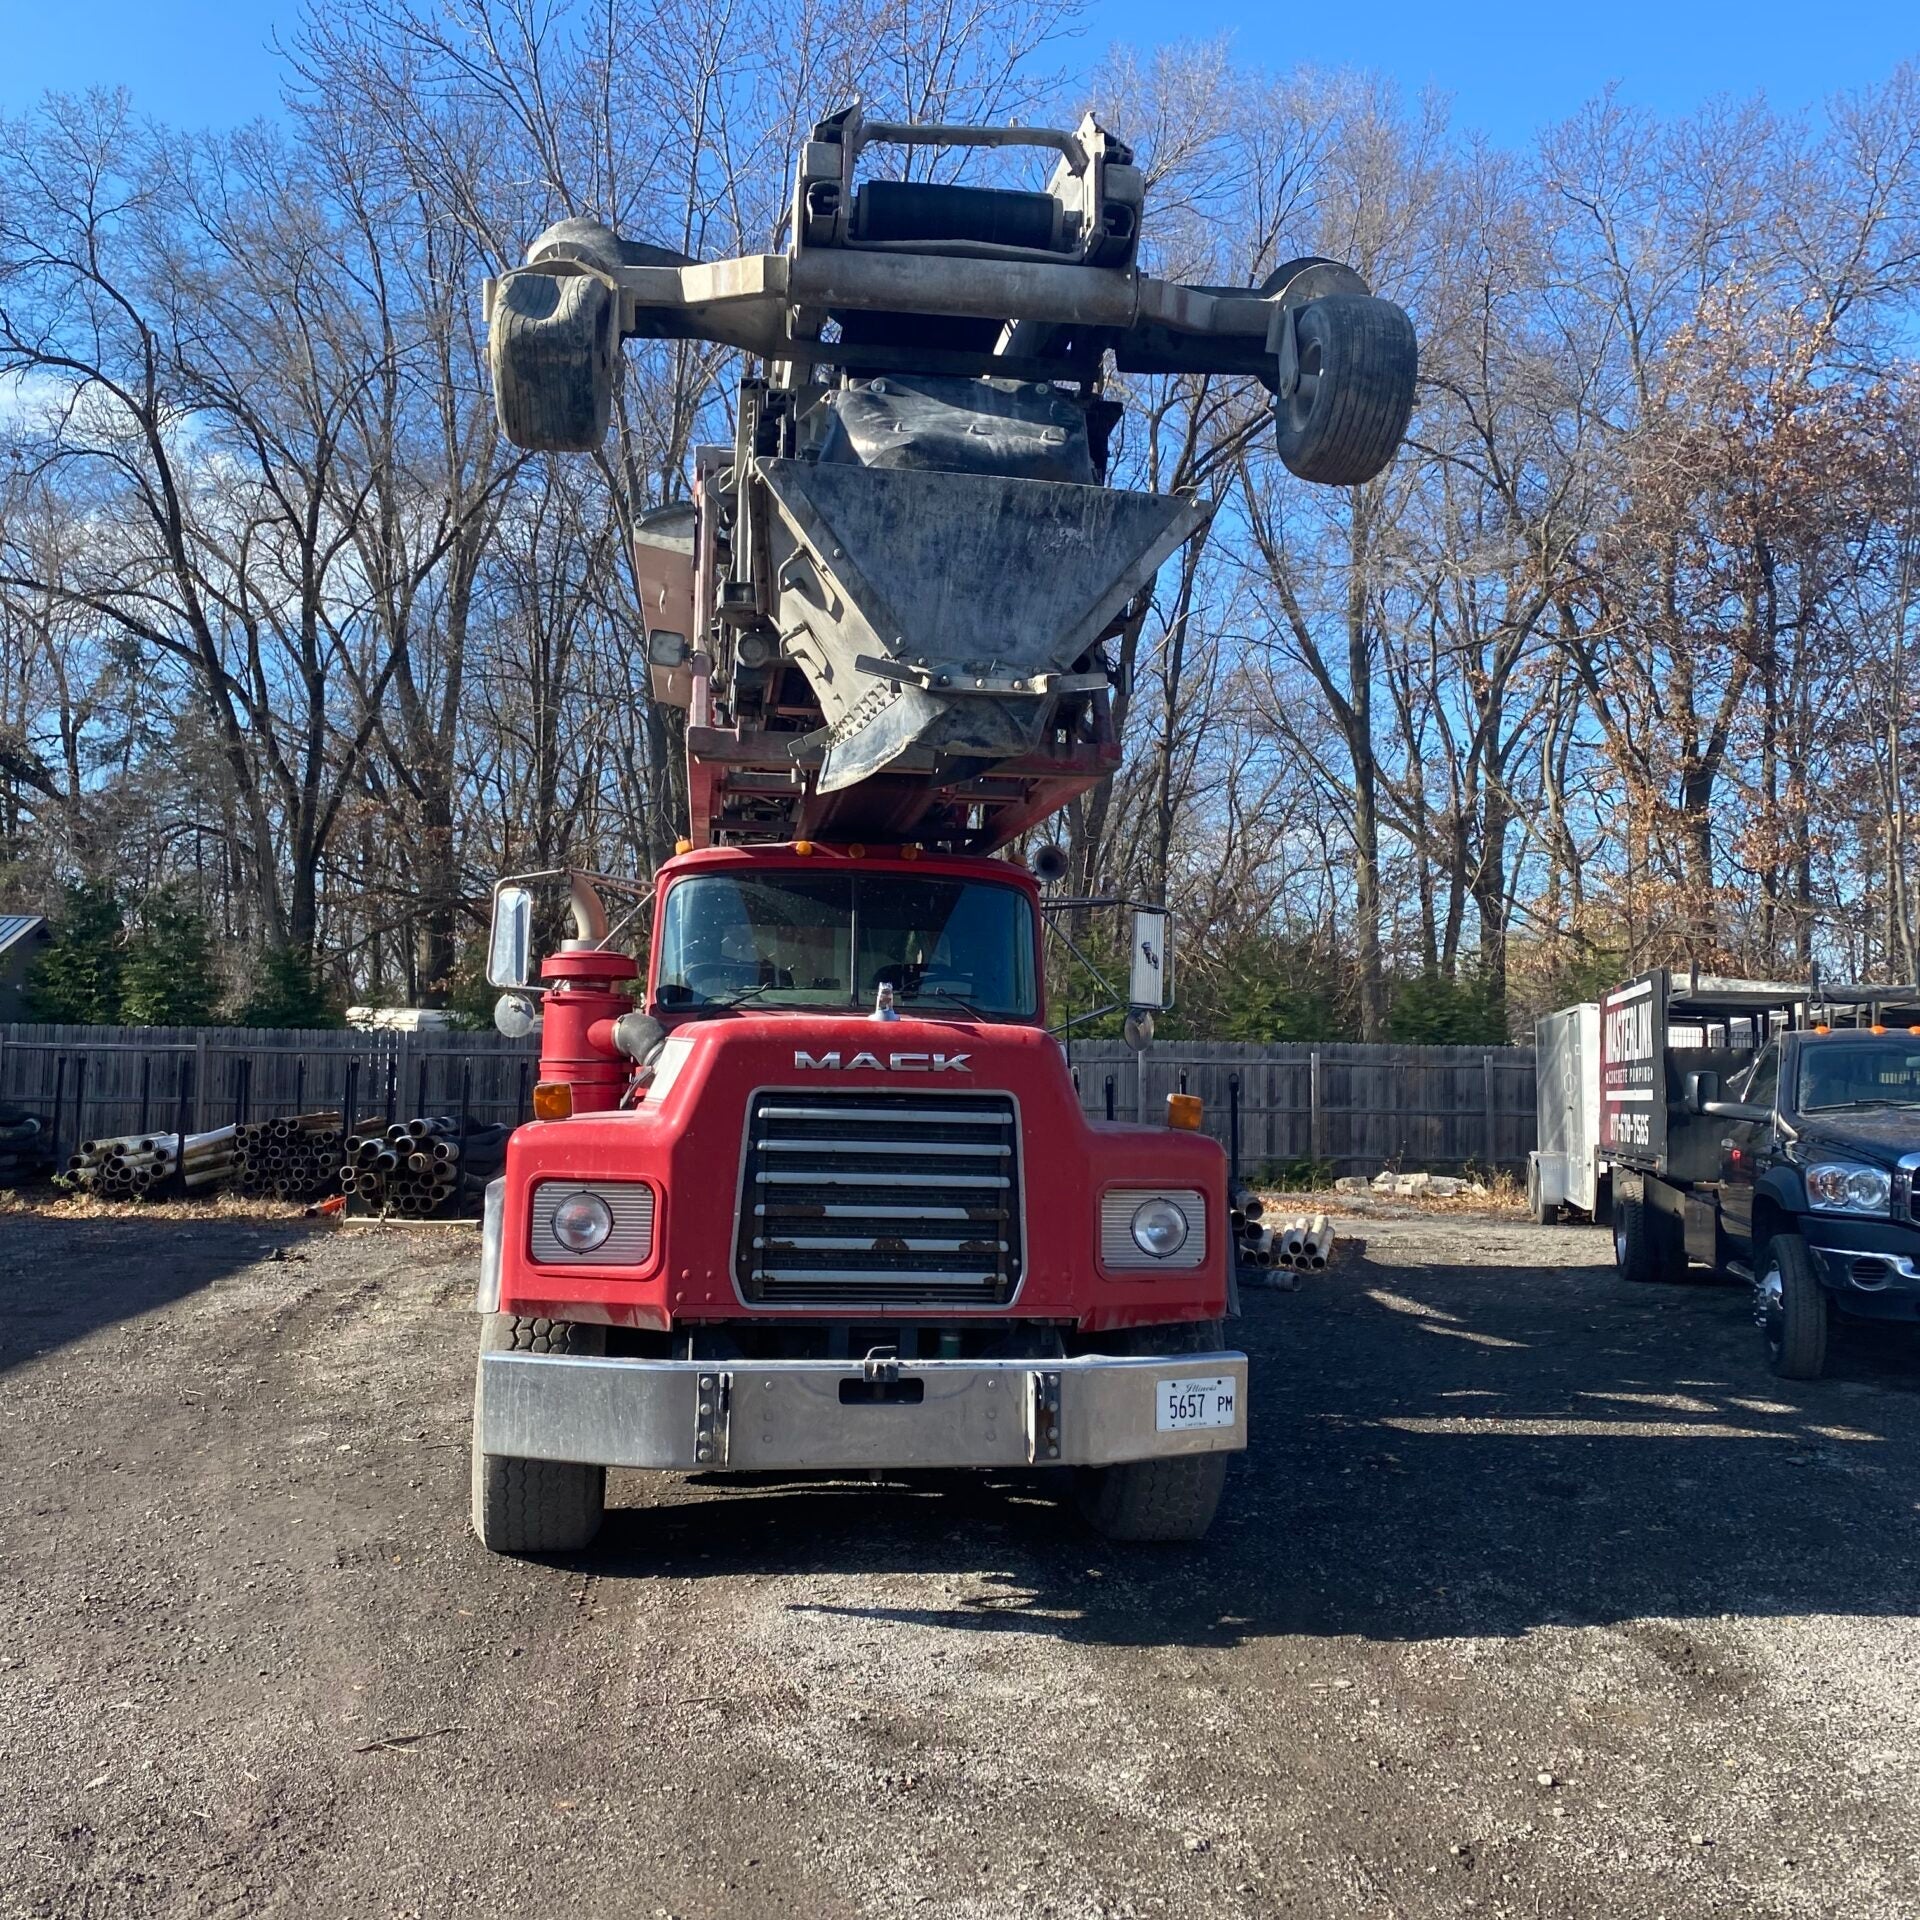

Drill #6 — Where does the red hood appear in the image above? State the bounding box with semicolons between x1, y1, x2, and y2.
499;1010;1226;1331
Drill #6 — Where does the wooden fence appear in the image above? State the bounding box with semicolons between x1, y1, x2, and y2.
0;1023;538;1160
1061;1040;1539;1175
1;1023;1539;1174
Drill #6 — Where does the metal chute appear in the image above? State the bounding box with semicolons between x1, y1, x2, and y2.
755;459;1203;791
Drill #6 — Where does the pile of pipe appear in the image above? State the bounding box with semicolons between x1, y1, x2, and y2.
341;1116;465;1216
1232;1186;1336;1274
231;1113;346;1201
0;1107;52;1185
61;1125;238;1198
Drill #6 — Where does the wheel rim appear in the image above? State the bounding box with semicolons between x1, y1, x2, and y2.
1756;1263;1785;1358
1280;337;1324;437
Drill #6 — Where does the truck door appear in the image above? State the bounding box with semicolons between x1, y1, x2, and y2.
1719;1041;1778;1254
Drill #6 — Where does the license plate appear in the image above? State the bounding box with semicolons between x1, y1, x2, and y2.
1156;1375;1237;1432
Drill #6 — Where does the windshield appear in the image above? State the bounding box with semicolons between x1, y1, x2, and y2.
654;870;1037;1018
1797;1039;1920;1112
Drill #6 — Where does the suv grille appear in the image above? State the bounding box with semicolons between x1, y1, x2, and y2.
735;1090;1022;1308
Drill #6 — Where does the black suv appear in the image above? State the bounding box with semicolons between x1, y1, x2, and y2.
1678;1029;1920;1378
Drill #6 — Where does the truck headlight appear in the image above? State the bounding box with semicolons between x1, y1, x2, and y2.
549;1190;614;1252
1131;1198;1191;1258
1805;1163;1891;1215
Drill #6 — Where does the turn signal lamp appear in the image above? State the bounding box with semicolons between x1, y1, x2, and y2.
1166;1092;1204;1131
532;1081;574;1122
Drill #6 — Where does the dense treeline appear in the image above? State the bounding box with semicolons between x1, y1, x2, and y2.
2;5;1917;1039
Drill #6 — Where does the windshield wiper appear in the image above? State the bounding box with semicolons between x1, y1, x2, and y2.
1802;1097;1915;1112
903;987;993;1021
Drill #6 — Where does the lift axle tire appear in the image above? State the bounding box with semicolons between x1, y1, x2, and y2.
1613;1191;1684;1284
1072;1318;1231;1542
490;269;617;453
471;1314;607;1555
1758;1235;1829;1381
1272;294;1417;487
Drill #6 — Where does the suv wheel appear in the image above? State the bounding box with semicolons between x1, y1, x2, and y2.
1757;1235;1828;1380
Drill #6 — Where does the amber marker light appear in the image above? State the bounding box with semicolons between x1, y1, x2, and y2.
847;842;867;858
532;1081;574;1121
1872;1024;1888;1035
675;837;693;854
793;839;814;856
1166;1092;1204;1131
899;843;921;860
1814;1024;1831;1035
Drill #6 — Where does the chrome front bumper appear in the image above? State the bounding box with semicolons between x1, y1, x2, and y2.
476;1350;1248;1472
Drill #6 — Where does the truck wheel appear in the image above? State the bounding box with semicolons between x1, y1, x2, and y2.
1758;1235;1829;1381
1527;1158;1558;1225
1272;294;1417;487
1073;1318;1230;1542
470;1314;607;1554
1613;1192;1683;1283
490;269;616;452
1076;1452;1228;1542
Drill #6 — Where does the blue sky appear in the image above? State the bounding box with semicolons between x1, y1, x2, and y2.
2;0;1914;147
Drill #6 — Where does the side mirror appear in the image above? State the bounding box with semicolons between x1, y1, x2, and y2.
1129;907;1171;1012
1685;1071;1718;1116
487;883;536;988
493;991;543;1040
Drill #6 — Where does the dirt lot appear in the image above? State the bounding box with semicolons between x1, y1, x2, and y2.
4;1206;1920;1920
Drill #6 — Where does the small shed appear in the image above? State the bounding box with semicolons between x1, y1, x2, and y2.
0;915;49;1023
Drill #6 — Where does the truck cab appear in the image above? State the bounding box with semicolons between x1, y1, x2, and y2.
1602;969;1920;1378
470;846;1247;1555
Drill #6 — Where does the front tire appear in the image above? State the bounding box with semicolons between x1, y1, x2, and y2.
471;1314;607;1554
1272;294;1417;486
1073;1318;1231;1542
1758;1235;1829;1381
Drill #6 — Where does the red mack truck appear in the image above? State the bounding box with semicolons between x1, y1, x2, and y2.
467;106;1416;1553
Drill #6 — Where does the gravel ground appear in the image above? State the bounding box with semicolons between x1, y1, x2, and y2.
4;1206;1919;1919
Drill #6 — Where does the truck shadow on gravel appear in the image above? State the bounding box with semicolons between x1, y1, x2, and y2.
0;1215;311;1377
585;1231;1920;1648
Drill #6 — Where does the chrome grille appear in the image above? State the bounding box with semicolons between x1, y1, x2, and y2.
735;1091;1022;1308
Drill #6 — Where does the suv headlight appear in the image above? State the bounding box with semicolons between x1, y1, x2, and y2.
549;1190;614;1252
1805;1163;1891;1216
1131;1198;1191;1258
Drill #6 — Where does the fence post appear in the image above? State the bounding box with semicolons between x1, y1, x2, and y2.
73;1054;88;1154
193;1033;209;1133
50;1054;66;1163
172;1054;194;1195
342;1058;359;1146
137;1055;152;1135
1227;1072;1241;1184
396;1032;414;1122
1483;1052;1497;1170
1309;1050;1324;1169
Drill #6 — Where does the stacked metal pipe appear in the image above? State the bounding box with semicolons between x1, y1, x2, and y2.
1232;1187;1336;1273
61;1125;238;1197
230;1113;346;1201
340;1115;463;1216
